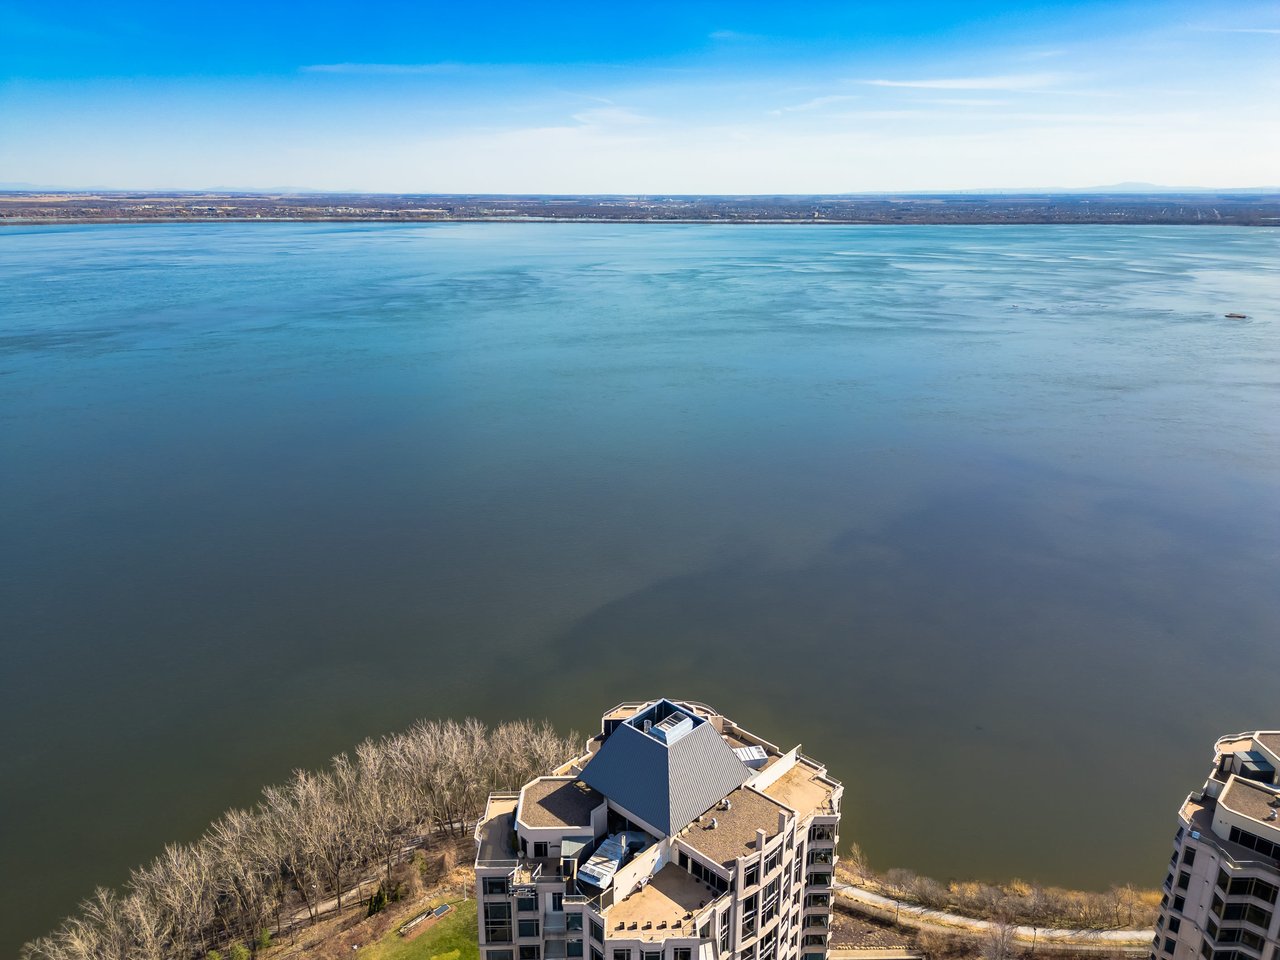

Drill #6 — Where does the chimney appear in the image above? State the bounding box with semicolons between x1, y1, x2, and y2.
756;828;767;851
777;811;788;834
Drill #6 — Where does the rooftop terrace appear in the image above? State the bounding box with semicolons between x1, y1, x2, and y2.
762;762;837;820
520;778;603;829
604;863;718;940
1220;776;1280;829
679;787;788;867
1256;733;1280;756
1182;795;1278;868
477;795;519;863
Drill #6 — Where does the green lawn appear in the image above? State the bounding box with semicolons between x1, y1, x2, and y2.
357;898;479;960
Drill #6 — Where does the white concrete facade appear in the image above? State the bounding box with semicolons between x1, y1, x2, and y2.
474;700;843;960
1156;732;1280;960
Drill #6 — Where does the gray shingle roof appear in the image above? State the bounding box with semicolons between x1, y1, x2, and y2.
580;703;750;836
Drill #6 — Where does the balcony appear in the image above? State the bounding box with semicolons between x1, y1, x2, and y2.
545;913;568;934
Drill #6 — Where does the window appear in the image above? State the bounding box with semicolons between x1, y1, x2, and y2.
802;935;826;947
484;878;510;896
1200;941;1212;959
517;894;538;913
521;948;541;960
534;842;549;858
567;941;583;959
591;949;603;960
1207;920;1219;940
590;920;603;944
1227;877;1279;904
745;863;760;887
552;893;564;912
1184;847;1197;867
759;930;777;960
808;872;831;888
1228;826;1280;861
809;825;835;843
1169;918;1182;934
763;879;780;923
743;893;759;938
613;951;630;960
485;903;513;944
793;855;803;884
765;850;781;875
519;920;540;938
643;951;661;960
1211;896;1225;919
490;952;515;960
1173;896;1186;913
1217;870;1230;893
1214;928;1264;949
685;854;730;894
679;852;689;869
720;910;730;952
674;950;692;960
1178;871;1191;891
566;913;583;933
1221;902;1272;928
1163;938;1175;954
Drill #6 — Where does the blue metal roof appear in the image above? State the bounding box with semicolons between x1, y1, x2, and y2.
580;700;750;836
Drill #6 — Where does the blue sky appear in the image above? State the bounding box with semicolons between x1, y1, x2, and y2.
1;0;1277;191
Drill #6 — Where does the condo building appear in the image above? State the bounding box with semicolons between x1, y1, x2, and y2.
474;699;842;960
1155;731;1280;960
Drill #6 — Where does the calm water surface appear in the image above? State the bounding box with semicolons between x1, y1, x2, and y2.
1;223;1278;953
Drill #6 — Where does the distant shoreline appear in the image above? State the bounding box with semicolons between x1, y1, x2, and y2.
6;217;1280;227
4;190;1279;226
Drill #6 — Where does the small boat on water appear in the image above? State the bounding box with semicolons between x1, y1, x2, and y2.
1225;312;1248;319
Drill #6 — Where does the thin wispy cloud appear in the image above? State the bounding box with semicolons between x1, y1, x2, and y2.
709;30;761;41
1202;27;1280;34
864;73;1065;91
571;107;654;126
920;98;1009;107
301;62;464;75
777;94;861;113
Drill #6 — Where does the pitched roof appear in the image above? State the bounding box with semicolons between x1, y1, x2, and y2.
580;700;750;836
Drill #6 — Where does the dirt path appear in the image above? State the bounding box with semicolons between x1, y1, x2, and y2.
834;883;1152;954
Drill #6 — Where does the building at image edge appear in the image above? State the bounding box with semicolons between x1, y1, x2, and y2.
474;699;842;960
1156;731;1280;960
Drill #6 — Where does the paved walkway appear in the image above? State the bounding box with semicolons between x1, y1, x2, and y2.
834;883;1152;954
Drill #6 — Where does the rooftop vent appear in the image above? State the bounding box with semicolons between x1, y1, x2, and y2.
651;710;695;744
708;817;718;830
1268;810;1278;822
733;745;769;769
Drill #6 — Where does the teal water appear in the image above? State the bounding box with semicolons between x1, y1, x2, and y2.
1;223;1278;953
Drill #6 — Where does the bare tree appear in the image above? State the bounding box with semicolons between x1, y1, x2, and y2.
981;921;1017;960
21;714;583;959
